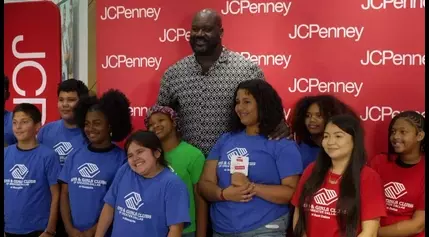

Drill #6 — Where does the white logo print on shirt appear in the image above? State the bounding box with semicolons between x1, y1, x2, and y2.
78;163;100;178
54;142;74;156
5;164;37;189
71;163;106;189
10;164;29;179
117;191;152;223
313;188;338;206
384;182;407;199
219;147;255;172
124;192;144;211
54;142;74;164
384;182;414;211
227;147;248;160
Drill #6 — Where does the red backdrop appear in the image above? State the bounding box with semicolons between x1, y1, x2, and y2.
96;0;425;158
4;1;62;125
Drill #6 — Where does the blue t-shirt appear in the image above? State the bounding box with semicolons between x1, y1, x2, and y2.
58;144;126;232
4;110;16;146
104;164;191;237
298;142;321;170
4;144;61;234
207;131;303;234
37;119;87;166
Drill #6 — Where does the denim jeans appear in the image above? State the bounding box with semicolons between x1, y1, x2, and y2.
213;213;290;237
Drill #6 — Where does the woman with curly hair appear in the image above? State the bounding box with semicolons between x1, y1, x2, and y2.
290;94;358;169
198;79;303;237
369;111;425;237
58;89;133;237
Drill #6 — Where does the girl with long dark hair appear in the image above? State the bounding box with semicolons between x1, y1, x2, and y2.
292;114;386;237
198;79;303;236
290;95;358;169
369;111;425;237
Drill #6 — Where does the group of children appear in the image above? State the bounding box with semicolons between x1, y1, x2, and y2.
3;76;425;237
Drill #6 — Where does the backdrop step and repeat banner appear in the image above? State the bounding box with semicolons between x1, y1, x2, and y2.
5;1;62;125
96;0;425;158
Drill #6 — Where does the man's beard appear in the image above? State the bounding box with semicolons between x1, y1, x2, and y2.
190;37;220;56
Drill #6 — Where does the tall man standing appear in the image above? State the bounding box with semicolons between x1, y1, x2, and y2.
157;9;265;156
157;9;289;237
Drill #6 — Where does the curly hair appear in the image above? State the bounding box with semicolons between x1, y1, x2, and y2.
229;79;284;137
290;94;358;144
387;110;425;157
74;89;132;142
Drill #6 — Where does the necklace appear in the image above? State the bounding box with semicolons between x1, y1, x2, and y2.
328;170;342;184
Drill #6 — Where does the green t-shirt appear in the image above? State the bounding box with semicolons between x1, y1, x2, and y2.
165;141;205;233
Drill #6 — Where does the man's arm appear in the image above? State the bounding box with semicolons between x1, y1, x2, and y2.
157;73;174;107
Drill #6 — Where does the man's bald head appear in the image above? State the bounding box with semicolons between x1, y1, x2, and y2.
189;9;224;56
192;9;222;28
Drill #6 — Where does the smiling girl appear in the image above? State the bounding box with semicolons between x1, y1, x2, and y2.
198;79;302;237
369;111;425;237
95;130;190;237
290;95;358;169
145;105;206;237
58;89;132;237
292;114;386;237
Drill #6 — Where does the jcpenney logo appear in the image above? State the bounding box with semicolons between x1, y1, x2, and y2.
361;50;425;66
288;78;363;97
100;6;160;21
159;28;190;43
289;24;364;42
362;0;424;10
11;35;48;124
221;0;292;16
360;106;425;122
101;55;162;70
240;52;291;69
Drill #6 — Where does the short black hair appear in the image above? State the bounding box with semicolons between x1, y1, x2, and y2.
230;79;285;137
57;79;89;99
388;110;425;156
291;94;359;144
13;103;42;124
74;89;132;142
124;130;169;167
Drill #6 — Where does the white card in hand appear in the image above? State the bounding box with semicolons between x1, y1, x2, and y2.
230;155;249;176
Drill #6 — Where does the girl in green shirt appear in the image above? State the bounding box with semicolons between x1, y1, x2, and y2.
145;105;207;237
